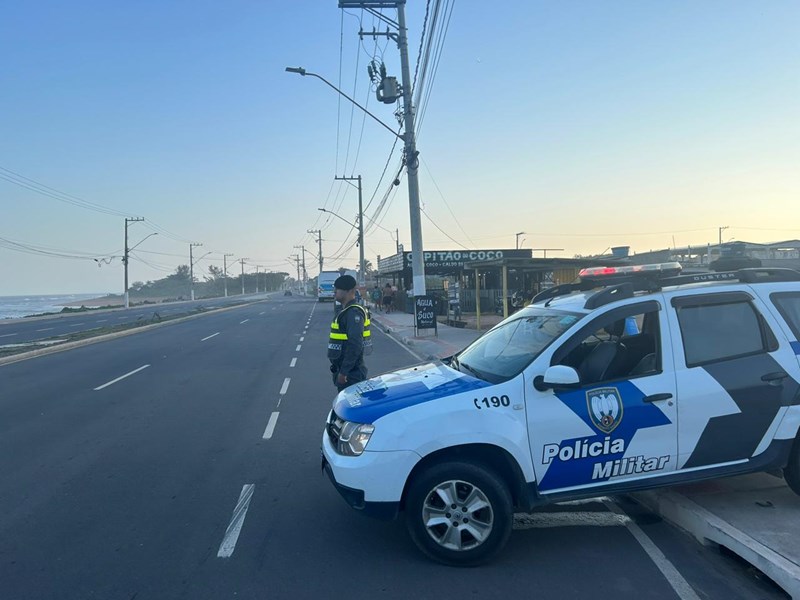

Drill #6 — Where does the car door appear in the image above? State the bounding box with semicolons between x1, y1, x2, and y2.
665;288;800;471
526;298;678;495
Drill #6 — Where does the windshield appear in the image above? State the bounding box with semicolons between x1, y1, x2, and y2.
454;309;582;383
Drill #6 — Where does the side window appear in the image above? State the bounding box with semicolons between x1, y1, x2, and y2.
676;301;771;367
555;306;661;386
771;293;800;339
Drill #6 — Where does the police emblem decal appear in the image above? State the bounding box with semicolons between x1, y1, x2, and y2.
587;387;624;433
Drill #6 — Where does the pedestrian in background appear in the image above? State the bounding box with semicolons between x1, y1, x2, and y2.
382;283;393;314
328;275;372;392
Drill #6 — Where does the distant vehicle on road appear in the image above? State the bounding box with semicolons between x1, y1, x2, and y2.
284;290;293;296
318;269;357;303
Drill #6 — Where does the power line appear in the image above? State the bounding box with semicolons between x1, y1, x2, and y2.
420;206;470;250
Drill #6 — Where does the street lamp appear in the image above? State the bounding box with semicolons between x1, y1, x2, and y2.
285;67;402;140
288;60;427;296
515;231;526;250
318;207;357;229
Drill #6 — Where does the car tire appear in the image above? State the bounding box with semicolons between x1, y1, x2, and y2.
404;461;513;566
783;435;800;496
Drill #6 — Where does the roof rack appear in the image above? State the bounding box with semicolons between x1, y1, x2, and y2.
532;267;800;310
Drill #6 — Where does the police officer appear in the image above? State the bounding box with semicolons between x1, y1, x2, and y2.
328;275;372;392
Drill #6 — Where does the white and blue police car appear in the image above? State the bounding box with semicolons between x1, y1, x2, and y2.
321;264;800;565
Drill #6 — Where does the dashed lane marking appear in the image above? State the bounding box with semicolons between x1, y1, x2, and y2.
217;484;255;558
0;333;18;338
240;319;249;324
94;364;150;391
299;336;304;342
279;378;291;395
296;345;301;352
201;332;220;341
262;412;280;439
36;328;54;332
290;358;297;367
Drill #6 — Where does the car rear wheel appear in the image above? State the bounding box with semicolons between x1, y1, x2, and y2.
784;435;800;496
405;461;512;566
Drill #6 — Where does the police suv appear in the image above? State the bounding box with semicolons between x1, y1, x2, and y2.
321;264;800;565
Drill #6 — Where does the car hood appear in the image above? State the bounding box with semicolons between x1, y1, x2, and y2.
333;361;491;424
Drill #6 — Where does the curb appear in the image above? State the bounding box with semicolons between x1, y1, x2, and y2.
633;490;800;599
0;299;266;367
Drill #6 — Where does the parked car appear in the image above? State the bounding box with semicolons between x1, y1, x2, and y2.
322;263;800;565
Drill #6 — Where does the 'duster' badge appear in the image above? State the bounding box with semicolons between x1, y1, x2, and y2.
587;387;624;433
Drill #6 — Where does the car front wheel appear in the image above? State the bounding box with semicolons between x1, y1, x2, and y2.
405;461;512;566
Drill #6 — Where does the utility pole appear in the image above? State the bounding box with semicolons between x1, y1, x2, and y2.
718;226;729;247
254;266;260;293
308;229;323;275
123;217;144;309
189;242;202;301
294;245;307;295
223;253;234;297
290;254;300;291
396;228;400;254
239;258;249;295
339;0;426;296
334;175;365;287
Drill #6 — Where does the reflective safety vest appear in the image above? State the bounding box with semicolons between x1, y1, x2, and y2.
328;304;372;360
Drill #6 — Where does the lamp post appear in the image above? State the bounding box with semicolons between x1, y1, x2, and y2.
286;63;426;295
515;232;526;250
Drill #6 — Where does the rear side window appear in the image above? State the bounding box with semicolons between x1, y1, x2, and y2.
676;301;770;367
771;293;800;339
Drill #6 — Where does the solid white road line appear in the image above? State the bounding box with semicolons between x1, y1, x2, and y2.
117;316;127;320
262;412;280;439
279;378;291;395
376;326;424;361
201;332;220;341
36;328;54;332
94;364;150;391
0;333;18;338
295;344;301;352
68;322;86;327
603;500;701;600
290;358;297;368
240;319;249;324
96;319;108;323
217;484;255;558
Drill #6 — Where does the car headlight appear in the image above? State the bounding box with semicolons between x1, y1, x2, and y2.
337;421;375;456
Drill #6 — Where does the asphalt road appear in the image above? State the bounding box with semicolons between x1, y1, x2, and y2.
0;292;274;345
0;296;787;599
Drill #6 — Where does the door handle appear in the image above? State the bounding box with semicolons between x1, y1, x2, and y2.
761;372;789;383
643;393;673;403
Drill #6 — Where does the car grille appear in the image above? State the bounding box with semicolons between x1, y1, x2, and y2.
327;413;344;446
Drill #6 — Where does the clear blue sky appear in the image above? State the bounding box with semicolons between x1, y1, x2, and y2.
2;1;798;294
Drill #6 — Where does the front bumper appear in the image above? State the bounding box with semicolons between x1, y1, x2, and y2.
321;429;420;520
321;455;400;520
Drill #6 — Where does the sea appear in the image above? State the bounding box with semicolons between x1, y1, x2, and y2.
0;294;107;320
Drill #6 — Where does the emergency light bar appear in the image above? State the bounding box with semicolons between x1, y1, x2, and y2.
579;262;682;279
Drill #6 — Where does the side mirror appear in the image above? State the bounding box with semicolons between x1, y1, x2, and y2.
534;365;581;392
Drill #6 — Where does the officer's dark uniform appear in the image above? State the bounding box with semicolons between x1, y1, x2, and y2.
328;277;372;392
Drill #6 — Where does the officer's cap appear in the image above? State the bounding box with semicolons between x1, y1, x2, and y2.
334;275;357;291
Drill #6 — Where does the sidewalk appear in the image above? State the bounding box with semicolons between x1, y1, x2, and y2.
372;307;800;597
369;310;482;360
634;473;800;598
